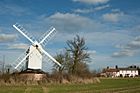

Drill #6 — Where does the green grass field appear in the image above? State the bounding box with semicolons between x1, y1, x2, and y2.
0;78;140;93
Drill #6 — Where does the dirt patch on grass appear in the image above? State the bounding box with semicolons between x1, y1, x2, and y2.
24;87;31;93
42;86;48;93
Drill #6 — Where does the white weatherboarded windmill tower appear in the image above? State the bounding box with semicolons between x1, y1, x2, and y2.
13;23;61;72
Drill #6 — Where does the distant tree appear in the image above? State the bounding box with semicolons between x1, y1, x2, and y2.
54;53;65;73
5;64;12;74
115;65;118;69
107;66;109;69
66;35;90;75
53;51;71;83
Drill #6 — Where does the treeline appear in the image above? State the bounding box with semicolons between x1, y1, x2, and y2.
0;35;100;85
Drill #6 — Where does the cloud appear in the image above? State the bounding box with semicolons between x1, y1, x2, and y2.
88;50;96;57
8;43;29;50
0;28;2;32
74;4;110;13
46;29;132;58
94;4;110;11
102;12;124;22
0;3;30;16
45;12;105;33
74;8;94;14
88;50;96;54
73;0;109;5
131;25;140;32
89;54;113;68
43;15;133;47
126;36;140;49
112;49;135;57
111;9;121;12
81;31;133;46
0;34;17;42
112;36;140;57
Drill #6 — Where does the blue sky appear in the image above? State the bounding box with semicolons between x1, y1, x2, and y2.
0;0;140;71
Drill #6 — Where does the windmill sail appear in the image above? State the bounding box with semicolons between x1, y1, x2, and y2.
39;27;56;46
12;50;28;70
39;47;61;67
13;23;61;71
13;23;36;44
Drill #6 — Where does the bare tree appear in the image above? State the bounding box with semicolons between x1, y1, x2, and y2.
53;51;71;83
66;35;90;75
54;53;65;73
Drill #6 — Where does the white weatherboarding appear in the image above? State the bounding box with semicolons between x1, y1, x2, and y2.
13;23;61;70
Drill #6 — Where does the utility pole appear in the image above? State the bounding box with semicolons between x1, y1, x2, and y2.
2;55;5;74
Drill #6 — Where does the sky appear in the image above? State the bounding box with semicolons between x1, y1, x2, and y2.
0;0;140;72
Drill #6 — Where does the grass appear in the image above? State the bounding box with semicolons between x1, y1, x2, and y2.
0;86;43;93
0;78;140;93
0;86;26;93
47;78;140;93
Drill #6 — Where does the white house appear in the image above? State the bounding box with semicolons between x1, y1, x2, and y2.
102;66;139;77
116;68;139;77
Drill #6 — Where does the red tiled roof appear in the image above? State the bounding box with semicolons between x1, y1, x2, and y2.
104;69;119;72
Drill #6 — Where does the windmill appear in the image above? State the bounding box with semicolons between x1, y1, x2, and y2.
12;23;61;71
